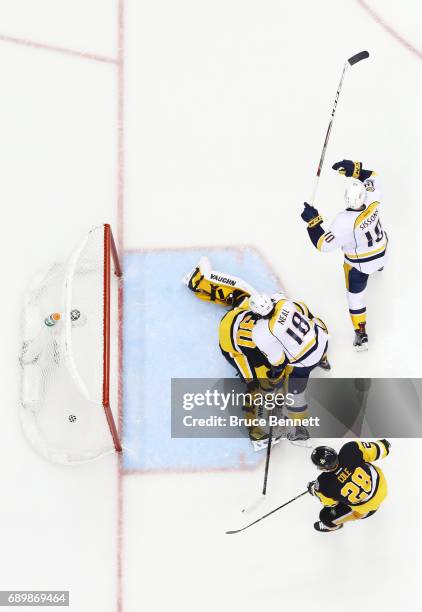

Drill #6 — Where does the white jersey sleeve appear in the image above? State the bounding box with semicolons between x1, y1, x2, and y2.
252;320;287;367
316;213;351;253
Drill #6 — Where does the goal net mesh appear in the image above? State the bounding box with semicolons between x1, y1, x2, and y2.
20;225;121;464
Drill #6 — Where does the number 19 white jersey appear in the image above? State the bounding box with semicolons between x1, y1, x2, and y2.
316;174;388;274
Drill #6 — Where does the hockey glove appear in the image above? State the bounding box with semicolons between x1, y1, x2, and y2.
332;159;373;182
301;203;323;228
307;480;318;496
265;365;286;390
379;439;391;454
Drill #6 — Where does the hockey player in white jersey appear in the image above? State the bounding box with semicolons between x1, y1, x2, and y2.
249;293;329;441
301;160;388;351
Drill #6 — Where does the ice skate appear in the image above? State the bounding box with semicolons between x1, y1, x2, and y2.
314;521;343;533
287;425;311;447
354;323;368;352
318;354;331;370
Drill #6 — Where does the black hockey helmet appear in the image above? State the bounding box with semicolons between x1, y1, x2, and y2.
311;446;339;470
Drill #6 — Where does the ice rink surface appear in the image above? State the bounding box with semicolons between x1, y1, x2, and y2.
1;1;421;611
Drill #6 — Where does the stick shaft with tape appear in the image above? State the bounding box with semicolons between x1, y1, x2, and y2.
309;51;369;206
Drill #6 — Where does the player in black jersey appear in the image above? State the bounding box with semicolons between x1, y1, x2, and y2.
307;439;390;532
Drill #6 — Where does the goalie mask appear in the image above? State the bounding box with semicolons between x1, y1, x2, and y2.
345;180;367;210
249;293;274;318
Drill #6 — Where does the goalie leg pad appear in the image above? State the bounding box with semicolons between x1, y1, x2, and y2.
183;257;256;307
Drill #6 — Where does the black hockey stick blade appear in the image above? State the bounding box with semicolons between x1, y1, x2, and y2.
226;491;307;534
348;50;369;65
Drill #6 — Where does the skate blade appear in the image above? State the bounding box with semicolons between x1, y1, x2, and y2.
354;344;368;352
251;437;283;452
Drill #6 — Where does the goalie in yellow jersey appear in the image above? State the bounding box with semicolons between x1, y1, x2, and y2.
183;256;330;445
307;439;390;532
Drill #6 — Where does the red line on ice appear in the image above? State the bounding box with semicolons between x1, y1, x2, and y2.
0;33;118;64
356;0;422;59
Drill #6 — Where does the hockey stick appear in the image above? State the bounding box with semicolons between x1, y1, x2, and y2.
262;425;273;495
241;425;275;513
227;490;308;534
309;50;369;206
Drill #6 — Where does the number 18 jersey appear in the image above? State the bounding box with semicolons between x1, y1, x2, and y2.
252;295;328;370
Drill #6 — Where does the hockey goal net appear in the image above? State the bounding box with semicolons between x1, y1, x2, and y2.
20;224;122;464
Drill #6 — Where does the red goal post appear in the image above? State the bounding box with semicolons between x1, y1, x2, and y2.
103;224;122;453
20;224;123;464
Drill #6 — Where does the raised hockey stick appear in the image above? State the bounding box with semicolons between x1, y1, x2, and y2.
227;490;308;534
309;50;370;206
241;425;275;514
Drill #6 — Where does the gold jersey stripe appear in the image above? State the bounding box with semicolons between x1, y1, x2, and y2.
273;353;287;366
230;352;253;380
345;243;386;259
315;490;338;507
219;307;248;353
269;299;287;334
289;336;316;363
317;234;326;251
295;301;310;317
353;200;379;229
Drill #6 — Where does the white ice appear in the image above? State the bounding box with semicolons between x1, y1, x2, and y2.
1;1;421;611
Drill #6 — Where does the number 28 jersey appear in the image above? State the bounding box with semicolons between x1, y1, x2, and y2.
315;440;389;513
316;175;388;274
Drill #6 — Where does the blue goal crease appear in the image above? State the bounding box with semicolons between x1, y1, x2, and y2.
122;247;281;472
